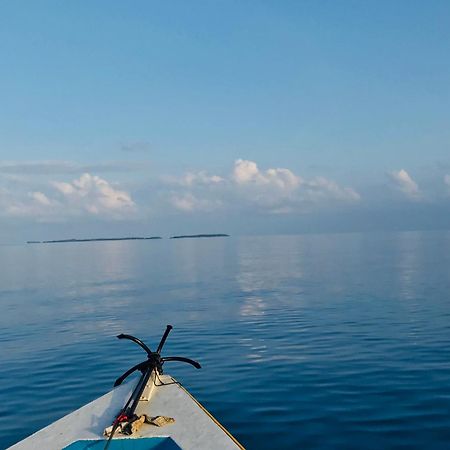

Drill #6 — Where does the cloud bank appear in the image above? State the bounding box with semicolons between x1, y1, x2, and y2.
0;159;363;223
4;158;450;232
0;173;135;221
165;159;360;214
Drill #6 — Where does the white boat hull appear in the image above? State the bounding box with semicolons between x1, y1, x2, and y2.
9;374;244;450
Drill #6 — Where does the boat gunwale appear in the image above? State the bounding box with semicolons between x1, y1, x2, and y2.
172;376;245;450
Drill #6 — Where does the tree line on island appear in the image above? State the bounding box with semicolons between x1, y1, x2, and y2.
26;234;229;244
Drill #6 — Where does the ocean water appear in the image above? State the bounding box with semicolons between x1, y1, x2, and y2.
1;231;450;449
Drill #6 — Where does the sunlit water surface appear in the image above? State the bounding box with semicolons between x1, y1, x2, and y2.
2;232;450;449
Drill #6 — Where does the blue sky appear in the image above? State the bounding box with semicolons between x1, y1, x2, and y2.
1;1;450;241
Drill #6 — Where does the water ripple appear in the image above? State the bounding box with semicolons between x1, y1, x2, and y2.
2;234;450;448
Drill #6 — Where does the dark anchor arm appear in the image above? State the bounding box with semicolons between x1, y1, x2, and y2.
114;360;150;387
162;356;201;369
117;334;152;356
156;325;173;354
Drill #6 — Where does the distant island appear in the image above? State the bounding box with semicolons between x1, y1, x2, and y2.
26;234;229;243
170;234;229;239
27;237;162;244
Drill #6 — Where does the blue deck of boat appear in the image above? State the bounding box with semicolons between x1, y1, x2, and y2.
64;438;182;450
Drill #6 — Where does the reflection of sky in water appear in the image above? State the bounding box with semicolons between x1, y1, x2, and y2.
236;235;306;317
396;231;421;301
2;233;450;449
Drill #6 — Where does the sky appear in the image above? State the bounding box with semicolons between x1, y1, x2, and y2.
1;1;450;242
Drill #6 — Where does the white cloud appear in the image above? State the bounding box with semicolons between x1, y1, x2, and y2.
167;159;360;214
0;189;55;219
233;159;261;184
0;173;136;221
301;177;361;202
52;173;135;216
233;159;300;190
29;191;52;206
232;159;359;213
165;171;224;187
389;169;421;200
170;192;222;212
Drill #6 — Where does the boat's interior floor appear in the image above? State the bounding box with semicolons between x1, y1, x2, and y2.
9;375;243;450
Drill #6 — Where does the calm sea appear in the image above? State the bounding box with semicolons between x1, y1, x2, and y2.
2;232;450;449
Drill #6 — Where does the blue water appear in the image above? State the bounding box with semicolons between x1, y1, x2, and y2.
2;232;450;449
